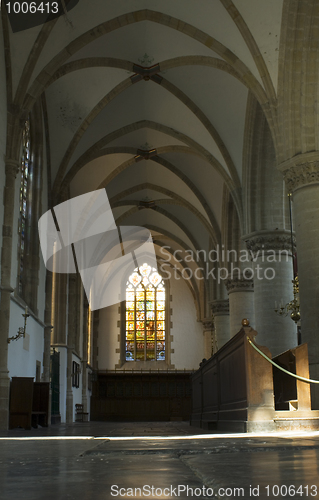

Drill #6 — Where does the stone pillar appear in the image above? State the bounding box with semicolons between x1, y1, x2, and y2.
43;326;52;382
82;298;89;414
52;273;68;345
225;277;255;337
43;270;53;383
65;346;73;423
66;274;78;423
202;319;213;359
92;310;99;371
283;159;319;407
245;230;296;356
0;159;20;431
210;299;230;350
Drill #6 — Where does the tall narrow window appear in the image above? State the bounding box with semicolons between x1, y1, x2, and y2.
18;118;31;295
126;263;165;361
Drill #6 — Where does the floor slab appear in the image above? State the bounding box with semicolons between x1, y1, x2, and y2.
0;422;319;499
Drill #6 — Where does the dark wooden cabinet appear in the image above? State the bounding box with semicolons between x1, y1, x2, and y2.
9;377;49;429
9;377;34;430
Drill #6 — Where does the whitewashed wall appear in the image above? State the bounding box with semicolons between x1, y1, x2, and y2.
97;303;120;370
7;302;45;378
170;276;204;370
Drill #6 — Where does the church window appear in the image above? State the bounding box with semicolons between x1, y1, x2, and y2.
18;118;31;295
126;263;165;361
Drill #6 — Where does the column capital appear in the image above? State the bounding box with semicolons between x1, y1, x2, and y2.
279;153;319;192
202;319;213;331
243;230;295;255
210;299;229;316
5;158;20;178
225;277;254;294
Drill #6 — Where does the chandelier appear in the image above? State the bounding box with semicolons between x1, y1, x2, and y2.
274;276;300;324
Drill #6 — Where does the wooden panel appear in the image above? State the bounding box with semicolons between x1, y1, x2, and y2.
191;326;275;430
91;373;192;421
273;350;297;409
33;382;49;412
9;377;34;430
202;360;218;416
295;344;311;410
32;382;50;427
219;344;246;408
245;337;274;410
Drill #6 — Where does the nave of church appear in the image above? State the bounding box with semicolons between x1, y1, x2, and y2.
1;0;319;495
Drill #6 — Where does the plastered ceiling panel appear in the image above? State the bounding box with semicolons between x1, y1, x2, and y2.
233;0;283;91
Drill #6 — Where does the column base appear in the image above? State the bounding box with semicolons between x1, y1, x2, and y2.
0;372;10;431
66;390;74;423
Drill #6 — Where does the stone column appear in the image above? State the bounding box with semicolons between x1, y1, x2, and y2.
82;300;89;414
245;230;296;356
92;310;99;371
66;274;78;423
65;346;73;423
43;270;53;383
202;319;213;359
210;299;230;350
42;326;52;382
225;277;255;337
282;159;319;407
0;159;20;431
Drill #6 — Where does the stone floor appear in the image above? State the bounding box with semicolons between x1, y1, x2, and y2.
0;422;319;499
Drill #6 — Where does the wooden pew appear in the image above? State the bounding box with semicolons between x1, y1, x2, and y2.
191;321;319;432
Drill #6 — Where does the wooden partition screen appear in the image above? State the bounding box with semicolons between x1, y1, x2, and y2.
192;324;275;432
91;372;192;421
191;324;319;432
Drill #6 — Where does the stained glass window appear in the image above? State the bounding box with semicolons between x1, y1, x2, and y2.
126;263;165;361
18;118;31;295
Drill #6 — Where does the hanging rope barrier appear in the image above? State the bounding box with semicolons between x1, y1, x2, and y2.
247;337;319;384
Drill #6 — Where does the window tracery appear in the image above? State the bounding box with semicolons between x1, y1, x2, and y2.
125;263;165;361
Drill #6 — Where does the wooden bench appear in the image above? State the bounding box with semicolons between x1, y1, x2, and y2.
75;404;89;422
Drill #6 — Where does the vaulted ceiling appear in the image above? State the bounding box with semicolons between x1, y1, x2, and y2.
2;0;284;309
